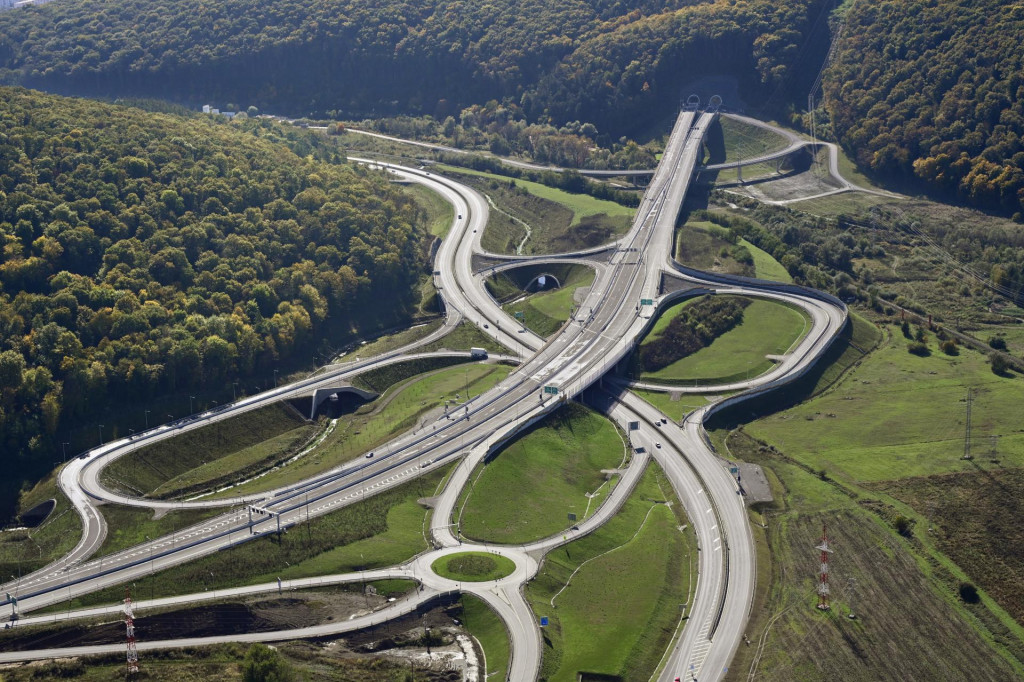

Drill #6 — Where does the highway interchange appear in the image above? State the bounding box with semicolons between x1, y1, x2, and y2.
0;108;848;681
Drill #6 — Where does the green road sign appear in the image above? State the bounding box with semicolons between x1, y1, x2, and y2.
544;385;558;395
514;311;525;320
640;298;654;306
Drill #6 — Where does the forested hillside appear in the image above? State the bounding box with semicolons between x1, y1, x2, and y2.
823;0;1024;218
0;87;421;518
0;0;829;137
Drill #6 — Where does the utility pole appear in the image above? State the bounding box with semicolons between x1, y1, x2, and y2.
847;577;857;619
962;388;973;460
816;523;833;610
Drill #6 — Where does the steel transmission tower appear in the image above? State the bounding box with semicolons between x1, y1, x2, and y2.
816;524;834;610
124;589;139;676
962;388;973;460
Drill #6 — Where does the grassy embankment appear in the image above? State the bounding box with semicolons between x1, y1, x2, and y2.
420;320;509;355
212;361;511;498
100;403;318;500
332;319;444;364
493;265;596;338
430;552;517;582
0;474;79;579
39;463;455;613
436;164;633;255
459;594;511;679
676;216;792;282
457;402;626;545
526;465;694;682
634;295;809;385
711;315;1024;679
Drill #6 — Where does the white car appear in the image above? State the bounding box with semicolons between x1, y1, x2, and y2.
365;452;374;458
655;442;662;449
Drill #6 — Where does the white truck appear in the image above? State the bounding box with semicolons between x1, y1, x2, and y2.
470;347;488;359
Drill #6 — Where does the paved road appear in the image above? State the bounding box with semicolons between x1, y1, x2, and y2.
1;109;850;682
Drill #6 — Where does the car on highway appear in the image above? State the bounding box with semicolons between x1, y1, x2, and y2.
365;452;374;458
655;442;662;448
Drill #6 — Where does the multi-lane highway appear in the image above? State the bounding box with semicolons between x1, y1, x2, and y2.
0;108;848;682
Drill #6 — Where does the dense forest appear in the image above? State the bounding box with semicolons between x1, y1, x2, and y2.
0;0;829;137
823;0;1024;218
0;87;422;519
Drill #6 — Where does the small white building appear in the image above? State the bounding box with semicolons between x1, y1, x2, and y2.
202;105;211;114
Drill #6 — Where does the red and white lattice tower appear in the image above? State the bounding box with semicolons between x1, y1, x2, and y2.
816;523;834;610
124;589;139;676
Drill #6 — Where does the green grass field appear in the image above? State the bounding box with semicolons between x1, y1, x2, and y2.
526;465;694;682
437;164;633;224
457;402;626;544
100;403;317;499
746;323;1024;483
213;363;511;497
430;552;517;581
632;389;721;423
636;296;810;385
42;464;454;612
501;268;595;338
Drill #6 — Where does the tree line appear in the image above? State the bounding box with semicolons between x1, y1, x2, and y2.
0;0;828;138
0;87;424;519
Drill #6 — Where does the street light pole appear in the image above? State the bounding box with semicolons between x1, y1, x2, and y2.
144;410;150;429
61;442;68;462
98;424;104;445
189;395;195;414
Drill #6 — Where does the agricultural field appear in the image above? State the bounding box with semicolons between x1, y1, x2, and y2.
526;465;694;682
712;307;1024;679
634;296;810;385
458;402;626;545
720;429;1023;681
